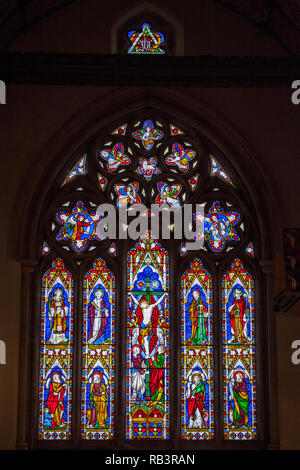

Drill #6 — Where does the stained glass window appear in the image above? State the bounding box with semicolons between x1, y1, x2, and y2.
36;113;261;448
128;23;166;55
126;233;169;439
222;258;256;440
181;259;214;440
39;259;73;440
81;258;115;440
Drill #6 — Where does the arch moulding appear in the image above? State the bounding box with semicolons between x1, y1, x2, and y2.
11;86;280;449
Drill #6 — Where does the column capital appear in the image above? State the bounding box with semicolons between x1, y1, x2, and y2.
21;258;37;274
259;259;274;274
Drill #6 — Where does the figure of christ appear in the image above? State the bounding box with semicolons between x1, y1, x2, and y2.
46;372;67;428
188;289;208;345
229;371;250;428
228;288;248;344
129;293;167;359
131;345;146;402
186;373;206;428
86;372;108;428
48;288;68;344
88;288;109;344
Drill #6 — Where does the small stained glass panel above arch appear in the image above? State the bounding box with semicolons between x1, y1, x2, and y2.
128;23;166;55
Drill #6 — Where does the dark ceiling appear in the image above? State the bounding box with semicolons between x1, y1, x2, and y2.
0;0;300;53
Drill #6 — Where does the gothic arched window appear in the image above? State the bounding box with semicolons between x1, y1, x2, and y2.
35;112;263;448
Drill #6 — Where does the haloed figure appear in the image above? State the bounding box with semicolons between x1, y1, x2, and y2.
229;371;250;428
88;288;109;344
87;372;108;429
46;371;67;428
186;373;206;428
131;344;146;402
228;288;248;344
48;288;68;344
188;289;208;345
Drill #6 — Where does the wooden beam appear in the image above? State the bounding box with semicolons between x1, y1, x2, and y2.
1;52;300;86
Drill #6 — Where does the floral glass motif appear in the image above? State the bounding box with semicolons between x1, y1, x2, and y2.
136;157;160;181
56;201;103;252
128;23;166;55
39;259;73;440
223;259;256;440
155;182;181;206
81;259;115;440
132;120;164;151
210;155;234;186
99;143;131;172
126;233;169;439
114;182;141;207
181;259;214;440
204;201;240;252
165;142;196;172
62;154;87;186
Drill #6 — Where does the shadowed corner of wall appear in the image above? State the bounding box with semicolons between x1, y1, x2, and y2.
0;340;6;364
